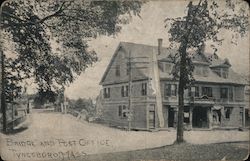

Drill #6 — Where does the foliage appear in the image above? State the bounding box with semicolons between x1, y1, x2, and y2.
165;0;248;143
1;0;143;99
33;90;58;107
166;0;248;88
70;98;94;113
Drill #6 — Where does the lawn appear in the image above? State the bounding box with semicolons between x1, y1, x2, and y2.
80;142;249;161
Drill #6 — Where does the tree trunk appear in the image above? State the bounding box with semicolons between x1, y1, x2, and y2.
176;44;187;143
177;81;184;143
1;52;7;133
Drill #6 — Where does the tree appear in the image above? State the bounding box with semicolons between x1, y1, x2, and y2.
0;0;143;132
166;0;248;143
1;0;143;97
71;98;94;112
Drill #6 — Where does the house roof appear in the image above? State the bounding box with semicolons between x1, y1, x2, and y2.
119;41;175;60
204;53;231;68
100;42;247;85
100;42;174;84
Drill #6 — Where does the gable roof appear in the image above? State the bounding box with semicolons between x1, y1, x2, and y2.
100;42;173;84
100;42;246;85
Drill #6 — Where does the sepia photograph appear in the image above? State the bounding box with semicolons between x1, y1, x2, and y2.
0;0;249;160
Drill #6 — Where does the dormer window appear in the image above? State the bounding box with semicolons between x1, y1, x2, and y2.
221;68;228;78
165;63;172;73
194;66;209;77
115;65;120;76
159;62;172;73
212;67;229;78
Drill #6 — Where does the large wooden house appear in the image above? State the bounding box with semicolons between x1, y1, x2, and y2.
99;39;247;130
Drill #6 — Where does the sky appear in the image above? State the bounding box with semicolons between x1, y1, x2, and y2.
29;1;249;100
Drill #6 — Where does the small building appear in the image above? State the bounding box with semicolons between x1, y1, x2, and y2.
99;40;247;130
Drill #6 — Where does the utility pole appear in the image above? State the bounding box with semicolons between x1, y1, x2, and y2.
1;52;7;133
126;51;149;131
128;52;132;131
11;80;14;130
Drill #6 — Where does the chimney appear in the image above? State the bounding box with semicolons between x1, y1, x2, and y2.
158;38;163;55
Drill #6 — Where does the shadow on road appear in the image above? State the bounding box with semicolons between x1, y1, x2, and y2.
2;127;28;135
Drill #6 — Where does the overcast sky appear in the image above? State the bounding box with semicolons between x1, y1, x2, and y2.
38;1;248;100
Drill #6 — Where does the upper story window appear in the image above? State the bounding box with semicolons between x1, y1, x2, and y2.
229;87;233;101
171;84;177;96
202;67;209;77
222;68;228;79
126;62;130;75
189;86;199;97
202;87;213;97
213;67;229;78
141;83;147;96
165;63;172;73
104;87;110;98
115;65;120;76
220;88;228;99
195;66;209;77
121;85;129;97
165;84;177;97
195;67;202;75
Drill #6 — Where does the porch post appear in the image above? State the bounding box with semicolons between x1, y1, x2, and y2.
146;104;149;130
174;106;178;128
242;107;245;127
207;107;212;129
165;105;168;128
189;106;193;129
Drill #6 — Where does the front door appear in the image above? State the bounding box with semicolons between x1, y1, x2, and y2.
149;111;155;129
192;107;208;128
168;108;175;127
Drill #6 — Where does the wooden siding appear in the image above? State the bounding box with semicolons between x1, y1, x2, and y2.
101;48;149;85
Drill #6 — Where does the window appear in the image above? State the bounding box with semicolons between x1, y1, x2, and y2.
165;63;172;73
115;65;120;76
202;67;209;77
103;87;110;98
171;84;177;96
122;105;127;117
165;84;171;97
213;68;228;78
220;88;228;99
222;68;228;78
121;85;129;97
165;84;177;97
126;62;130;75
225;107;232;119
195;86;199;97
189;86;199;97
195;67;202;75
118;105;122;117
141;83;147;96
229;87;233;101
202;87;213;97
118;105;128;118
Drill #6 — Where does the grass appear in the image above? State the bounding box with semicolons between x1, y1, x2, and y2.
79;142;249;161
